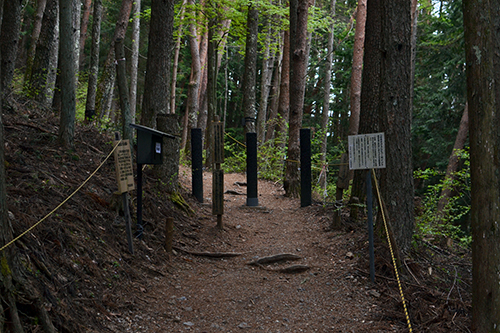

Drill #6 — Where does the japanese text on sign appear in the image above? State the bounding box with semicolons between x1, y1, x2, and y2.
113;139;135;193
348;133;386;170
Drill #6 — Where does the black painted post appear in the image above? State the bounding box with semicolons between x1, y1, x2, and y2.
191;128;203;203
300;128;312;207
366;170;375;283
137;163;144;239
246;132;258;206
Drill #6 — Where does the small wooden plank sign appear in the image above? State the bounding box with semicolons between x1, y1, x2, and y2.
113;138;135;194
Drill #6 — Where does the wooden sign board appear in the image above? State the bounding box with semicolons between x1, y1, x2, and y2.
348;132;386;170
113;139;135;193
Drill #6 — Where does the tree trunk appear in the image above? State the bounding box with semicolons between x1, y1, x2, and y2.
464;0;500;326
95;0;132;120
181;0;201;154
204;13;218;167
379;0;414;253
24;0;47;86
129;0;140;121
264;41;282;143
27;0;59;108
256;20;276;145
275;30;290;148
72;0;81;77
319;0;336;190
79;0;92;67
115;38;133;142
58;0;77;147
170;0;186;114
436;103;468;216
0;0;23;97
350;0;382;219
156;114;182;192
242;4;259;135
285;0;309;198
84;0;102;121
140;0;174;128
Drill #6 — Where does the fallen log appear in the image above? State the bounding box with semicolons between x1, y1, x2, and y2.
247;253;302;266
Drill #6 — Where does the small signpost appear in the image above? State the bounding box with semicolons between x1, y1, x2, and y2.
348;132;386;283
212;116;224;228
113;132;135;254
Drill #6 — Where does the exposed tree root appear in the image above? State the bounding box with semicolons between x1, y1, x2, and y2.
173;247;243;258
247;253;302;266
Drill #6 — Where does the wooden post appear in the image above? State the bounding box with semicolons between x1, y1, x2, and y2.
212;116;224;229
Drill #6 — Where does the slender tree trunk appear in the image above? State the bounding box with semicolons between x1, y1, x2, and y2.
28;0;59;108
265;36;283;143
275;30;289;148
95;0;133;120
72;0;81;77
285;0;309;198
197;29;209;135
129;0;140;121
115;38;132;142
84;0;102;121
436;103;469;216
58;0;77;147
242;4;259;135
170;0;186;115
181;0;201;153
464;0;500;328
319;0;336;190
256;21;276;145
204;12;218;167
24;0;47;86
0;0;23;97
79;0;92;67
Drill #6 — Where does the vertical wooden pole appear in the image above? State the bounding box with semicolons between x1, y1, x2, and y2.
165;217;174;253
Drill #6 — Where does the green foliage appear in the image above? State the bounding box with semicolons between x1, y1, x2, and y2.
414;149;471;247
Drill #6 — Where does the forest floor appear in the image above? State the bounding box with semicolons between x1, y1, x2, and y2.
3;99;471;332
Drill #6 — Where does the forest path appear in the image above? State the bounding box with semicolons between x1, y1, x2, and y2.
105;167;389;332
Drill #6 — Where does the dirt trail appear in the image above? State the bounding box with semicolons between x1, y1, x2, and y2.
104;169;388;333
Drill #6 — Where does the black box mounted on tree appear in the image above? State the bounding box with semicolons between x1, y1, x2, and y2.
130;123;175;165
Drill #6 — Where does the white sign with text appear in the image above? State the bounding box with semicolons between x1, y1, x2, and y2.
348;133;386;170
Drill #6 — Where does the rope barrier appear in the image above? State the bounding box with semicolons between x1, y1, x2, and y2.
0;140;123;253
371;169;413;332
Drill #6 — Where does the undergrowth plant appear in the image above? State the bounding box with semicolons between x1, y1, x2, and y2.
414;148;471;247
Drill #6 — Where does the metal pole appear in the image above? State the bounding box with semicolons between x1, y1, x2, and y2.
366;170;375;283
246;132;258;206
137;163;144;239
191;128;203;203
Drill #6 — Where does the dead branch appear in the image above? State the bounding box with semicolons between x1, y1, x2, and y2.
247;253;302;266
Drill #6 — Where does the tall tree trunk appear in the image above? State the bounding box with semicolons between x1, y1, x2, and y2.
285;0;309;198
141;0;174;128
319;0;336;190
204;11;218;167
274;30;290;148
79;0;92;67
28;0;59;108
24;0;47;86
379;0;414;253
95;0;132;120
197;29;209;136
242;4;259;135
115;38;132;142
72;0;81;77
436;103;469;216
84;0;102;121
170;0;186;115
0;0;23;97
464;0;500;328
58;0;77;147
129;0;140;121
265;36;283;143
181;0;201;153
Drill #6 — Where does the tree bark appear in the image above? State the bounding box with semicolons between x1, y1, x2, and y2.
24;0;47;86
95;0;133;120
85;0;102;121
436;103;468;216
79;0;92;67
275;30;290;148
58;0;77;147
72;0;81;77
242;4;259;135
264;39;283;143
0;0;23;97
170;0;186;114
285;0;309;198
156;114;182;192
115;38;133;142
129;0;141;121
464;0;500;327
27;0;59;108
141;0;174;128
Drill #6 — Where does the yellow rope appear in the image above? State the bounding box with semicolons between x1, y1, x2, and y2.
371;169;413;332
224;131;246;148
0;140;122;253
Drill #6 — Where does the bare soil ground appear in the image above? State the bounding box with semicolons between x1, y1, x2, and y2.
3;101;471;332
